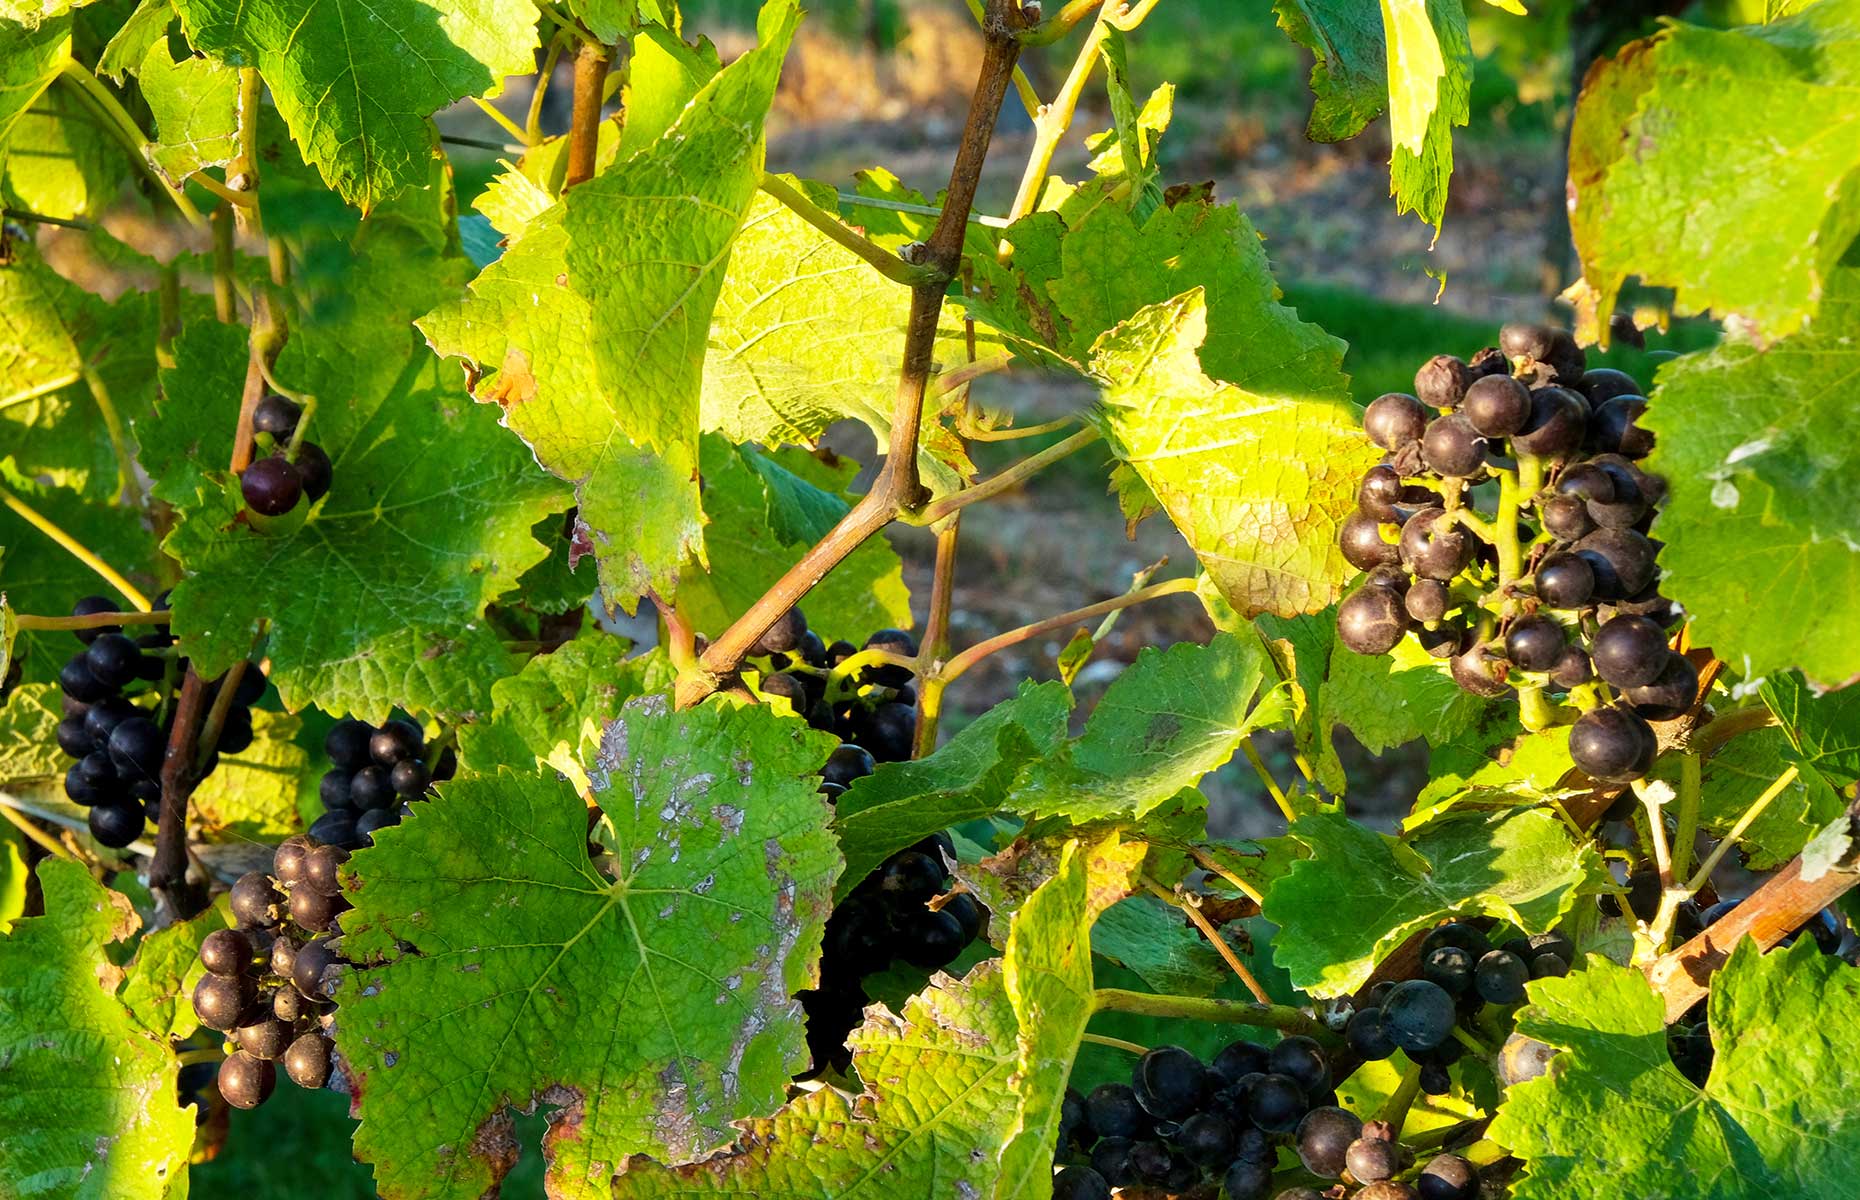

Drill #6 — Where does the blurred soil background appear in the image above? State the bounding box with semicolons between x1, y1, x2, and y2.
181;4;1717;1192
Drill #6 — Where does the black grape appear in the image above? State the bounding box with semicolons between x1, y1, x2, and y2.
1462;373;1531;436
1340;509;1402;570
822;743;877;788
283;1031;334;1089
1417;1153;1480;1200
1346;1007;1396;1060
199;928;254;977
235;1016;293;1061
1222;1158;1272;1200
1556;463;1616;503
861;701;916;763
1363;393;1428;450
1337;587;1409;655
1504;616;1566;673
77;750;117;786
302;843;349;897
941;891;983;941
369;719;423;766
1358;464;1406;520
1448;643;1511;697
1573;528;1657;599
1175;1111;1236;1166
308;810;357;847
1512;386;1586;458
64;766;102;806
1417;1062;1453;1095
1088;1136;1135;1187
1051;1166;1109;1200
1414;354;1473;409
349;765;395;810
355;805;400;845
1535;552;1594;608
1295;1105;1362;1177
1499;322;1558;362
1421;414;1486;477
390;758;430;796
192;972;255;1032
69;595;120;643
241;456;302;516
229;870;282;929
1347;1136;1402;1184
56;716;93;758
750;607;808;656
878;851;945;904
296;442;333;501
1132;1045;1208;1120
1577;368;1640;406
1422;945;1475;996
1380;980;1455;1054
1590;395;1654;458
88;803;144;848
291;938;338;1001
219;1051;277;1110
1246;1072;1307;1133
215;705;254;755
84;633;143;688
1126;1140;1175;1186
1549;647;1594;690
1404;578;1449;623
107;716;165;780
1531;953;1570;978
1625;652;1700;721
1540;493;1595;543
1212;1039;1271;1083
320;768;357;812
1591;615;1669;688
288;884;344;934
899;908;965;969
1399;509;1473;581
1474;949;1529;1004
1269;1035;1330;1096
59;652;111;703
252;393;302;437
324;719;375;769
84;696;135;751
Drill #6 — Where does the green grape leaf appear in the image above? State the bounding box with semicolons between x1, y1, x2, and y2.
1262;809;1604;996
1407;725;1572;829
473;160;554;240
188;709;310;842
0;860;195;1199
4;86;123;221
0;462;156;685
0;15;68;167
1009;631;1285;824
1567;6;1860;342
610;960;1025;1200
509;513;595;613
996;833;1147;1199
700;185;972;498
562;0;637;45
171;0;537;208
675;437;911;641
1677;726;1844;871
1090;290;1379;619
455;632;670;788
138;317;245;504
621;23;722;158
1091;894;1225;997
1640;261;1860;686
97;0;170;78
1321;618;1502;756
1273;0;1388;142
833;679;1073;900
1384;0;1469;234
119;903;224;1040
1762;671;1860;786
337;698;840;1200
164;237;570;719
0;682;64;785
0;821;25;932
137;35;239;182
1491;941;1860;1200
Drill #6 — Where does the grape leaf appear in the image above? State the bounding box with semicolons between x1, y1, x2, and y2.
1273;0;1388;142
0;860;195;1199
1491;941;1860;1200
0;14;67;168
0;821;24;932
0;461;156;686
1640;260;1860;686
1384;0;1469;234
833;679;1072;901
675;437;911;642
188;708;310;842
337;698;840;1200
96;0;170;79
0;682;64;785
1322;617;1501;757
1762;671;1860;786
1008;631;1283;824
138;317;245;504
137;34;239;182
454;632;671;789
4;86;122;221
1567;5;1860;342
1091;894;1226;997
1684;726;1844;870
163;235;570;720
621;23;721;159
118;903;223;1040
171;0;537;208
1407;725;1572;829
1262;809;1604;996
996;833;1146;1200
1090;291;1380;619
610;960;1025;1200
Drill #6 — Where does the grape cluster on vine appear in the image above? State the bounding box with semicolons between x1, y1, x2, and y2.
238;393;332;520
1336;322;1686;785
190;836;350;1109
1052;1038;1480;1200
310;716;454;850
53;594;263;848
747;607;988;1074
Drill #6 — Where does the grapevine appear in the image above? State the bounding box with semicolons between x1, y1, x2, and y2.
0;2;1857;1200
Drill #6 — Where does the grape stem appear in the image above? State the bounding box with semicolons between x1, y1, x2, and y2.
1633;777;1677;891
0;486;152;611
471;96;533;148
1242;738;1296;823
910;427;1103;525
15;610;170;631
526;35;567;143
195;660;250;759
758;173;945;287
1685;765;1799;893
936;352;1018;401
1080;1031;1149;1055
151;669;209;921
1017;0;1107;45
1670;750;1703;883
56;60;206;231
0;801;74;861
1375;1062;1424;1135
675;4;1031;708
1146;877;1274;1004
937;575;1198;687
562;41;610;188
962;0;1043;118
912;516;963;758
1185;844;1266;906
1690;705;1778;759
1;206;93;230
1090;988;1334;1041
1006;0;1110;220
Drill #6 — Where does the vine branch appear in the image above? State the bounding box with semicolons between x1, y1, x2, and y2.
938;575;1196;686
564;41;612;189
151;670;208;919
1091;987;1334;1043
758;173;943;286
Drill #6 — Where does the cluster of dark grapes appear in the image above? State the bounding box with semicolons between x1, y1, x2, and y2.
309;717;453;850
189;836;350;1109
1346;921;1572;1096
1336;321;1687;786
54;594;262;848
238;394;332;519
750;608;986;1074
1051;1040;1480;1200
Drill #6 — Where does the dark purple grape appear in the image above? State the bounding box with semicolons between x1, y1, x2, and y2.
1536;552;1594;608
59;653;111;703
302;843;349;896
900;907;965;969
1590;395;1654;458
56;716;93;758
1422;922;1492;959
241;456;302;517
1540;493;1595;543
878;851;945;904
1421;414;1487;478
1051;1166;1109;1200
215;705;254;755
324;719;374;769
1222;1158;1272;1200
1513;387;1587;458
1247;1073;1307;1133
1357;464;1406;520
288;885;345;933
1381;980;1456;1053
749;608;808;656
1474;949;1529;1003
77;750;117;787
193;972;255;1032
1088;1137;1135;1187
1415;355;1473;410
1556;463;1616;503
199;928;255;977
1270;1035;1330;1096
1544;330;1587;383
1175;1111;1236;1167
84;633;143;688
235;1016;293;1060
83;696;135;752
349;765;395;810
1337;587;1409;655
69;595;120;643
1296;1105;1362;1178
291;939;338;1001
308;810;357;848
1399;508;1473;581
1570;705;1656;783
1625;652;1699;721
368;719;423;766
1550;647;1594;690
295;442;333;501
1574;528;1657;599
319;768;357;812
1499;322;1557;362
1449;643;1511;697
1341;509;1402;570
861;701;916;763
1132;1045;1209;1120
1531;953;1570;978
1423;945;1475;995
822;743;877;788
355;804;400;845
1212;1039;1271;1083
1405;578;1450;623
1418;1153;1480;1200
1348;1136;1402;1184
229;871;282;929
1591;615;1669;688
64;766;102;806
1085;1083;1149;1140
1462;373;1531;437
1364;393;1428;450
1505;616;1566;673
283;1031;334;1088
1578;369;1641;407
88;802;144;848
389;758;430;796
1346;1007;1396;1060
252;393;302;438
219;1051;276;1109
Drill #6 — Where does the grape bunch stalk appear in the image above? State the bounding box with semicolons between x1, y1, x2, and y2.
1336;322;1686;785
190;836;352;1109
53;593;264;848
1051;1037;1481;1200
741;607;987;1074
